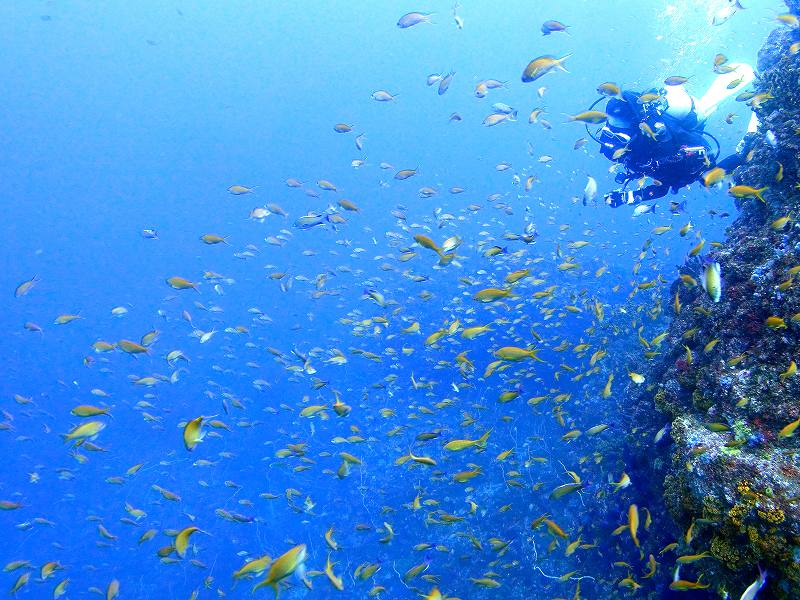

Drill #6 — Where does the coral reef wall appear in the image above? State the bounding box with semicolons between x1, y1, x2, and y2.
633;6;800;599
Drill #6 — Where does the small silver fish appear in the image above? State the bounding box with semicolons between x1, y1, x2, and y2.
712;0;744;26
654;423;671;444
372;90;396;102
294;213;328;230
583;176;597;205
438;71;454;95
632;203;657;217
452;2;463;29
426;73;442;86
491;102;515;114
397;12;433;28
739;565;767;600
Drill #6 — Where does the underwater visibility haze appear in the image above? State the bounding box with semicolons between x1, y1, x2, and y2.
3;0;800;598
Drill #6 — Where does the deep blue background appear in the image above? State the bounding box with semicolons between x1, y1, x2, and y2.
1;1;779;598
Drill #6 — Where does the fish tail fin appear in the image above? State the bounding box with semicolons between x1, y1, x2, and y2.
756;187;768;202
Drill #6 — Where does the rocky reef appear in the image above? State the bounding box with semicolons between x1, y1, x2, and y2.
632;6;800;599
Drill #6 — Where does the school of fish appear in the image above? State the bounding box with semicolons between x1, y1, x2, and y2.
5;3;798;600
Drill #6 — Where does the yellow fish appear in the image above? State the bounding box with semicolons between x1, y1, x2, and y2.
443;430;491;452
473;288;513;303
702;167;726;187
252;544;308;594
521;54;572;83
183;416;208;451
549;482;584;500
565;111;608;124
175;526;201;558
702;262;722;303
778;416;800;438
688;239;705;257
166;276;198;291
14;276;40;298
413;234;440;253
461;325;493;339
544;519;568;538
602;373;614;398
628;371;645;384
628;504;640;547
62;421;106;443
771;214;792;230
780;360;797;381
494;346;543;361
676;551;712;564
70;405;111;417
228;184;254;194
765;316;787;329
453;467;482;483
639;122;658;140
233;555;271;580
728;185;767;203
670;578;710;591
611;472;631;492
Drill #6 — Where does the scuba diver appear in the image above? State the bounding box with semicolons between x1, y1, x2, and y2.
590;64;758;208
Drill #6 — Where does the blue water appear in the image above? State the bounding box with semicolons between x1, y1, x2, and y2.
1;1;780;598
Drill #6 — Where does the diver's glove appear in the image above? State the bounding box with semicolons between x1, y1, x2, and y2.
604;190;635;208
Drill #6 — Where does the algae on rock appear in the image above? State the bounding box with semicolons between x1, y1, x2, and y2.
631;6;800;598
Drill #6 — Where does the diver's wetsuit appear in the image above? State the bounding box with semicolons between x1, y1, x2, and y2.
599;90;728;207
603;142;750;207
